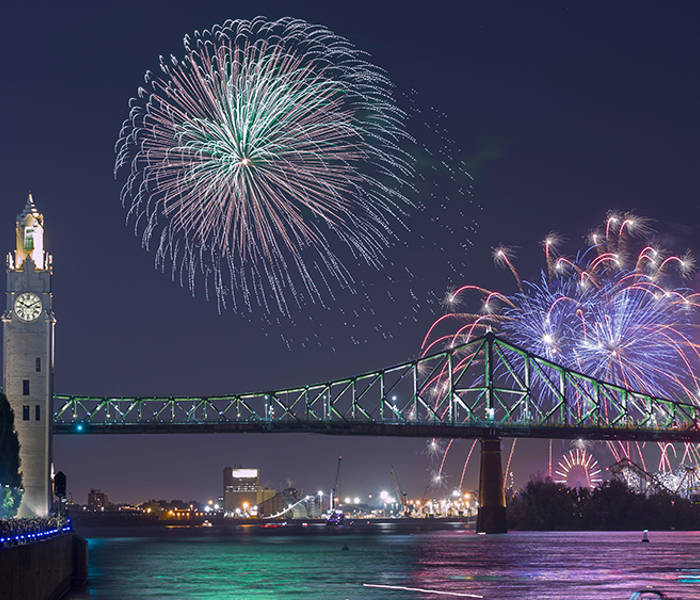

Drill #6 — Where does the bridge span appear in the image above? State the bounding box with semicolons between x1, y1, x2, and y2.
53;333;699;442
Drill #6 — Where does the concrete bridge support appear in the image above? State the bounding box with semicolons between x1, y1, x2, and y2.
476;437;507;533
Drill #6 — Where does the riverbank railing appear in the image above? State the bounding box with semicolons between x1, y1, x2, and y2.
0;517;72;548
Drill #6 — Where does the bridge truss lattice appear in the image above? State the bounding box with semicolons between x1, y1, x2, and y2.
53;333;700;441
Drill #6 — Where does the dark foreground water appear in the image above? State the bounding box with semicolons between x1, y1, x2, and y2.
66;527;700;599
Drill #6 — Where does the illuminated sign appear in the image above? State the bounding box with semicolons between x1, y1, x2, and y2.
231;469;258;479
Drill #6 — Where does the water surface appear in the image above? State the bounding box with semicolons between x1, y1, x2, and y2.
66;528;700;599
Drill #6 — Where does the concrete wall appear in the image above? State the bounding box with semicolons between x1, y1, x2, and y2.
0;534;87;600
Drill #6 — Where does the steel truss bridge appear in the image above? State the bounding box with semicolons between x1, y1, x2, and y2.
53;333;700;442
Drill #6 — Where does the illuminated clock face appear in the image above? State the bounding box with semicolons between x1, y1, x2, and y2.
14;292;42;322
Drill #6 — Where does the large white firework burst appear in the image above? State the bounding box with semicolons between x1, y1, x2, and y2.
115;17;413;314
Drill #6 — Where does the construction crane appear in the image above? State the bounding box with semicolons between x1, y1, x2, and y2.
390;466;409;516
330;456;342;512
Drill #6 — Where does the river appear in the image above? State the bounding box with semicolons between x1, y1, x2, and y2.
65;527;700;599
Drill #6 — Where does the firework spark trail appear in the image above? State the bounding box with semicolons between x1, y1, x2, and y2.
503;438;517;493
116;17;413;314
423;213;698;482
459;439;479;490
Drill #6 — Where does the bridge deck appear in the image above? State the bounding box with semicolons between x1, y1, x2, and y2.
53;421;700;442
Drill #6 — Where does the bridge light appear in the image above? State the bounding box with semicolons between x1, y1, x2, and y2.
76;424;83;432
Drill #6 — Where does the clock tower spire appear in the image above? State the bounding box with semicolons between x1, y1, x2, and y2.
14;193;47;270
3;194;55;516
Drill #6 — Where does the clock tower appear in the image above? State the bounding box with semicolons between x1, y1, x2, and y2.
2;195;55;516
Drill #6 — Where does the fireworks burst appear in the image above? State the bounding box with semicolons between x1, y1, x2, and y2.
423;213;699;483
116;17;413;314
424;212;699;401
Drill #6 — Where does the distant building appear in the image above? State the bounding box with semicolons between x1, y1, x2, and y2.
223;467;279;517
88;489;109;511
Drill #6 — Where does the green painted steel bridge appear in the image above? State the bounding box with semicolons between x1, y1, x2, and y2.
52;333;700;442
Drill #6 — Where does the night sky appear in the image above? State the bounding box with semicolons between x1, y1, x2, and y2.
2;1;699;504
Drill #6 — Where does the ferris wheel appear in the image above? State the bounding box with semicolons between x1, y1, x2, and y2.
554;448;603;488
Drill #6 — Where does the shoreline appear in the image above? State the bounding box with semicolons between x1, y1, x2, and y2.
70;515;477;537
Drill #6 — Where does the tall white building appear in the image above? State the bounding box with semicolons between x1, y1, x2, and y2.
2;195;55;516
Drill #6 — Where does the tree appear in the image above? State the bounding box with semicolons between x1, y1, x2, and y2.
0;392;22;518
508;478;578;530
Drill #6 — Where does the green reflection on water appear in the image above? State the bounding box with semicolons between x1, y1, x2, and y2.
83;535;416;599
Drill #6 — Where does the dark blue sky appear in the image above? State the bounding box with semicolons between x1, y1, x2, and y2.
2;1;699;503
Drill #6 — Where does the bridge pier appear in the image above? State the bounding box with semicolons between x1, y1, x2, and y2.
476;437;507;534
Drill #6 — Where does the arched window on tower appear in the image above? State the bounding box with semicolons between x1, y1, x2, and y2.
24;227;34;251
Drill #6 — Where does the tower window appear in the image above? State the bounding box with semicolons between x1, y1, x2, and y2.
23;380;30;395
24;228;34;251
36;357;41;372
35;405;40;421
23;405;30;421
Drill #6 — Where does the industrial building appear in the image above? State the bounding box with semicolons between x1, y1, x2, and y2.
223;467;278;516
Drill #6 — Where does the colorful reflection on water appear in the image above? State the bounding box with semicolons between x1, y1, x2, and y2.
66;529;700;599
